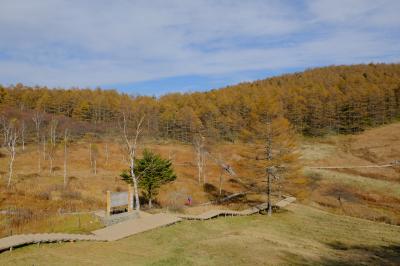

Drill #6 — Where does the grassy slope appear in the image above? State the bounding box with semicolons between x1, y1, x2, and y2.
1;122;400;236
299;123;400;225
0;203;399;266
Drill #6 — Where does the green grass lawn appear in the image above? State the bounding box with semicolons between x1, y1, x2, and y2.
1;204;399;266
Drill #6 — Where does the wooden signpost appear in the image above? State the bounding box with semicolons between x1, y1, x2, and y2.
106;185;134;216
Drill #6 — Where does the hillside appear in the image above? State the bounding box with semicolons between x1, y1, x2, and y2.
1;63;400;142
0;64;400;264
1;204;399;265
299;122;400;225
1;121;400;239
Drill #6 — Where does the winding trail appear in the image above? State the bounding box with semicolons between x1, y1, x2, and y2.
0;196;296;252
178;197;296;220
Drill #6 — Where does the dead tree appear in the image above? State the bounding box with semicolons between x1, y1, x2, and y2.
48;118;58;175
32;111;44;172
193;134;206;184
105;143;109;166
42;135;46;161
1;117;18;188
121;112;145;211
266;122;273;216
91;143;99;175
211;153;235;197
21;120;25;151
63;128;69;187
85;133;98;174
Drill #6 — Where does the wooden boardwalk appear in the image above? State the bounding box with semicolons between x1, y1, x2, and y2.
92;213;181;241
0;197;295;252
0;213;181;252
177;197;296;220
0;233;99;252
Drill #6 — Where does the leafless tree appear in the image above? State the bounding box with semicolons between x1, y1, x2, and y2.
48;118;58;175
21;120;25;151
1;117;19;188
63;128;69;187
193;134;206;184
265;122;273;216
32;111;44;172
42;135;46;161
104;142;109;166
89;142;93;169
121;112;145;211
91;143;99;175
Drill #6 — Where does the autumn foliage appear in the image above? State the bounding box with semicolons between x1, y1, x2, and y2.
0;63;399;141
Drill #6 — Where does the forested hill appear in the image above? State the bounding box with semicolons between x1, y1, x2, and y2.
1;63;400;141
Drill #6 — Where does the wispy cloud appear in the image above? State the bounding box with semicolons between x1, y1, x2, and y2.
0;0;399;92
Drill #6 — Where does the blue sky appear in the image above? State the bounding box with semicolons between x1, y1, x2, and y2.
0;0;399;95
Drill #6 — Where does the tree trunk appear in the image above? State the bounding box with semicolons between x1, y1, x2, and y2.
37;143;41;173
149;198;152;209
202;154;206;184
130;157;140;211
21;121;25;151
219;171;223;196
89;143;92;169
7;151;15;188
132;177;140;211
267;171;272;216
105;143;109;166
49;157;53;175
42;136;46;161
64;133;67;187
266;122;273;216
197;151;202;184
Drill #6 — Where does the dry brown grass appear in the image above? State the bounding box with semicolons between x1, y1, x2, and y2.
1;122;400;235
0;140;258;236
299;123;400;225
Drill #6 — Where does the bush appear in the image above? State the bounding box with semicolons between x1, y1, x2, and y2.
35;191;51;200
61;190;82;200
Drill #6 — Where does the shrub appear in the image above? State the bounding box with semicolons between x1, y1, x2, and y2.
61;190;82;200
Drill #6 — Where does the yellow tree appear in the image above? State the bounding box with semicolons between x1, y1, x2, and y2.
242;93;299;215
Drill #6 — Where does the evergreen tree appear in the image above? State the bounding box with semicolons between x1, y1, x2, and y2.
121;149;176;208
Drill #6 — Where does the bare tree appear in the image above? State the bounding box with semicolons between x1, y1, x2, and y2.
48;118;58;175
1;117;18;188
91;143;99;175
63;128;69;187
121;112;145;211
265;122;274;216
193;134;206;184
104;142;109;166
85;133;98;174
42;135;46;161
89;142;92;169
21;120;25;151
32;111;44;172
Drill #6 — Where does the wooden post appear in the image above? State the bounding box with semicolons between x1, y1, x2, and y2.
128;185;133;212
106;191;111;217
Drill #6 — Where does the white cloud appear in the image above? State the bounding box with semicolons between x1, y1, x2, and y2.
0;0;399;89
